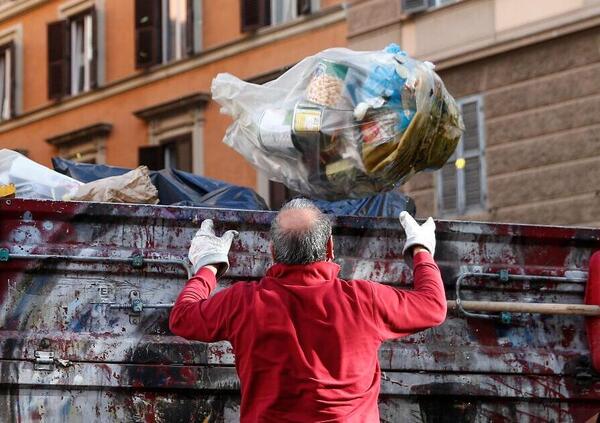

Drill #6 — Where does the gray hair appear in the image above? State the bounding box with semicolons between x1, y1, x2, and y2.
270;198;332;265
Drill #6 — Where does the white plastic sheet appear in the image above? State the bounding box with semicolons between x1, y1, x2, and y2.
0;149;82;200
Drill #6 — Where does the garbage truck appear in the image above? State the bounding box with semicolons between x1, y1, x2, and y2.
0;197;599;422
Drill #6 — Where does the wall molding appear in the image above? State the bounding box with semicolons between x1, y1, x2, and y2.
431;2;600;69
58;0;94;17
0;5;345;134
0;0;48;22
46;121;112;146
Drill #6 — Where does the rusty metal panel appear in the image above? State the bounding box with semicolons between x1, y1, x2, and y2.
0;198;599;422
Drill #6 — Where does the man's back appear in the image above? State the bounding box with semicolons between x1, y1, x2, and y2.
231;262;382;422
170;253;445;422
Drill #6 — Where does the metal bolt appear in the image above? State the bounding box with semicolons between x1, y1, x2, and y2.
131;255;144;268
131;298;143;313
0;248;9;262
39;338;51;349
500;312;512;325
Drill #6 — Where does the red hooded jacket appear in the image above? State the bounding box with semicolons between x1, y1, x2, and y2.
169;251;446;422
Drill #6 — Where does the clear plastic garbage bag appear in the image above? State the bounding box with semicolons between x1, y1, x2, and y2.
212;44;464;201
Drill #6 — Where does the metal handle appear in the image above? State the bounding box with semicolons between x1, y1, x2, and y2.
454;270;588;322
1;250;193;278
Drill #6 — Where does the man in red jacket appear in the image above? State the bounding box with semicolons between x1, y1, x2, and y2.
169;198;447;422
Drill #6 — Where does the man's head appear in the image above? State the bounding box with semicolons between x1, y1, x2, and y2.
270;198;333;265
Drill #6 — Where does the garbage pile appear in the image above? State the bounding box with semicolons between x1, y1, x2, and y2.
212;44;464;200
0;149;266;209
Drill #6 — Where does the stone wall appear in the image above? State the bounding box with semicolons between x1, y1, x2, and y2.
403;27;600;226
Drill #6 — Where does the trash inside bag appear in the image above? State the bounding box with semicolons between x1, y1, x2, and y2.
0;149;82;200
212;44;464;200
66;166;159;204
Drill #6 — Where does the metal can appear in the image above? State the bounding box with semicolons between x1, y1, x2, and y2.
258;108;297;156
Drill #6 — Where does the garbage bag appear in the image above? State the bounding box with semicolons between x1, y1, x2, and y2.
212;43;464;201
313;190;415;217
67;166;159;204
52;157;269;210
0;149;82;200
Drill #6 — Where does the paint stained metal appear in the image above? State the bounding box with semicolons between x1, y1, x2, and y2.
0;198;599;421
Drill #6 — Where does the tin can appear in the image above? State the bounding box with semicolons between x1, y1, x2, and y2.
258;108;296;156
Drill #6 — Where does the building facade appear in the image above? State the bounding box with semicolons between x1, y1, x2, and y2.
348;0;600;226
0;0;346;206
0;0;598;226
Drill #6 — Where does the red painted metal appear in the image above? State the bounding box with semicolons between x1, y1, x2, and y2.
0;198;598;421
586;252;600;372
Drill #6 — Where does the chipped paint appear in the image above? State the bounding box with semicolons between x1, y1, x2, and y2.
0;198;598;421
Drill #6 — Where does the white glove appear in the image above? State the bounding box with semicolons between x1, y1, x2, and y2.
188;219;238;277
399;211;436;256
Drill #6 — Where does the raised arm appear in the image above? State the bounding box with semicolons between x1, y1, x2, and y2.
370;212;447;340
169;219;238;342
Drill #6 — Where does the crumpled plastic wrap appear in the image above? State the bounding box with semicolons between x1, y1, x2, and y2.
212;44;464;200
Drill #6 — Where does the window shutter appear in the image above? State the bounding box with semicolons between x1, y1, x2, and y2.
460;99;484;210
135;0;162;69
464;156;481;208
186;0;195;56
402;0;429;14
240;0;270;32
47;20;70;100
138;145;165;171
89;7;98;88
461;101;480;152
297;0;311;16
440;162;457;214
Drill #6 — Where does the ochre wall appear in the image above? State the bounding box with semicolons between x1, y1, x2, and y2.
0;0;347;190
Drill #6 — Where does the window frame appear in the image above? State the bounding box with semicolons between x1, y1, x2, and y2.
45;122;112;165
161;132;193;172
428;0;457;8
48;2;101;100
161;0;187;64
0;25;22;119
68;8;94;96
436;94;487;217
0;41;14;121
241;0;318;33
134;93;208;174
134;0;202;69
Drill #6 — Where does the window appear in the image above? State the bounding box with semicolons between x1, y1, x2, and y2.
402;0;456;14
163;133;193;172
162;0;189;62
138;134;193;172
46;122;112;165
428;0;457;7
135;0;199;69
69;12;94;95
0;42;14;121
241;0;315;32
47;8;97;100
436;96;486;216
134;93;208;174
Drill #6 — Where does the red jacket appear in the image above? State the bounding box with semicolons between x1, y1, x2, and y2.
169;251;446;422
